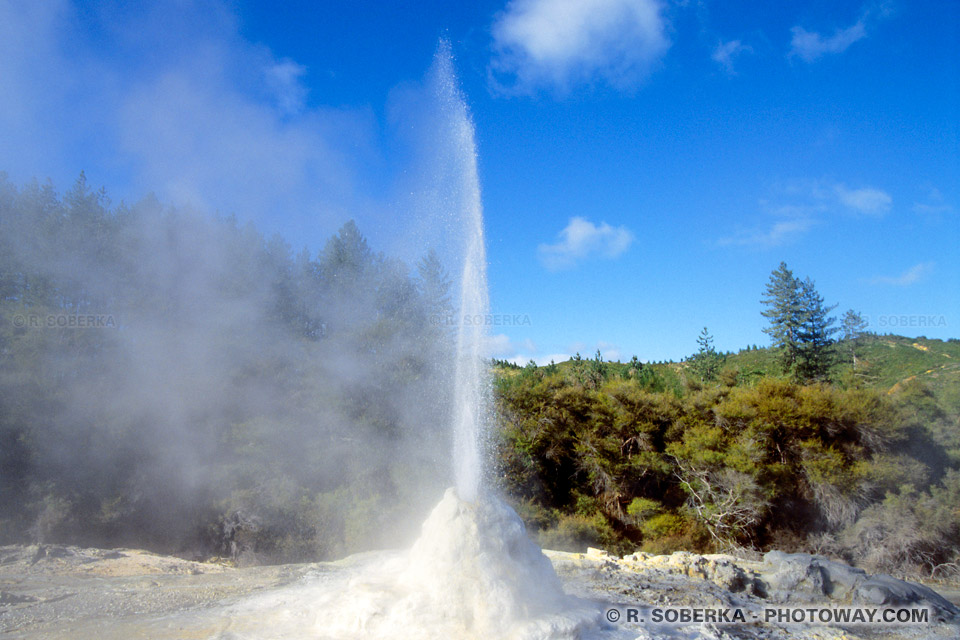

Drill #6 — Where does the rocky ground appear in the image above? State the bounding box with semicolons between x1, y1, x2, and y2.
1;543;957;639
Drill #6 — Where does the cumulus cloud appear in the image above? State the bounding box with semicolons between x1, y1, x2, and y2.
834;183;892;215
489;0;671;94
538;216;634;270
869;262;934;286
789;21;866;62
712;39;752;74
718;218;817;248
720;179;891;247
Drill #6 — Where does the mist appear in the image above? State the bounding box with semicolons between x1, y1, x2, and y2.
0;35;492;559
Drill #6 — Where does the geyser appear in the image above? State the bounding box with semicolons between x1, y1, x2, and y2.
179;44;608;640
305;488;599;639
352;43;602;639
433;41;491;504
302;44;605;639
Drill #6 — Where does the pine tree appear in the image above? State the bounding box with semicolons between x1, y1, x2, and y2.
841;309;869;369
761;263;837;383
761;262;804;376
794;277;837;382
689;327;723;383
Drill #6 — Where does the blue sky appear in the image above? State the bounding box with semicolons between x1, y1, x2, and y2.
1;0;957;363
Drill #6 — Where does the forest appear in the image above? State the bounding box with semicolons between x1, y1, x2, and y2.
0;173;457;563
493;332;960;580
2;174;958;580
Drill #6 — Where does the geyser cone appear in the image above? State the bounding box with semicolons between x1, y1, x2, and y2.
404;489;569;625
378;488;597;639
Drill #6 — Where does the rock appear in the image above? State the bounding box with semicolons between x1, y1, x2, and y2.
855;574;958;620
761;551;829;600
760;551;959;622
638;552;763;596
1;590;38;604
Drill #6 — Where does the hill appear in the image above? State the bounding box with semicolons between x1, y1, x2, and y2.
490;334;960;580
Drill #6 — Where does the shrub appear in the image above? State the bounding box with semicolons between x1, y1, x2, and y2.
537;513;608;552
626;497;662;524
641;513;684;539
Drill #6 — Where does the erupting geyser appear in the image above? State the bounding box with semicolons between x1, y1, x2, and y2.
437;44;490;505
308;43;604;639
197;44;608;640
365;42;603;639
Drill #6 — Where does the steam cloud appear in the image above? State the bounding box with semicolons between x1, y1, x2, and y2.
0;3;483;562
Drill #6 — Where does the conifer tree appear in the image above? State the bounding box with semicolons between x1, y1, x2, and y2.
841;309;869;368
761;262;804;376
795;277;837;382
689;327;723;383
761;263;837;382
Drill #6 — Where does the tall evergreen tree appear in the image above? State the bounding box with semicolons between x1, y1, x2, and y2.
689;327;723;383
761;262;804;377
795;277;837;382
841;309;869;369
416;248;452;321
761;263;837;383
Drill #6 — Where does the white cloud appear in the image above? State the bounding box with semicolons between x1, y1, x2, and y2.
265;59;309;115
537;216;634;270
789;21;866;62
720;179;891;247
486;334;540;359
506;353;571;367
912;186;954;217
719;218;816;248
869;262;934;286
489;0;670;94
489;333;569;367
787;3;894;64
597;341;622;361
486;333;515;358
712;39;752;74
777;179;892;216
834;183;892;215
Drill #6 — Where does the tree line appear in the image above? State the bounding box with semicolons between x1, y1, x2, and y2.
492;264;960;579
0;173;456;562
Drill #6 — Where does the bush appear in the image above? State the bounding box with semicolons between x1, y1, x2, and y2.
626;497;662;524
537;513;609;552
641;513;684;539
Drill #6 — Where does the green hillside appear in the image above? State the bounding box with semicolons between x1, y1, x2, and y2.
724;335;960;409
491;334;960;580
498;334;960;409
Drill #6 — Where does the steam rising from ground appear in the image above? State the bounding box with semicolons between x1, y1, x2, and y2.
1;45;504;558
195;489;603;639
318;490;601;639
